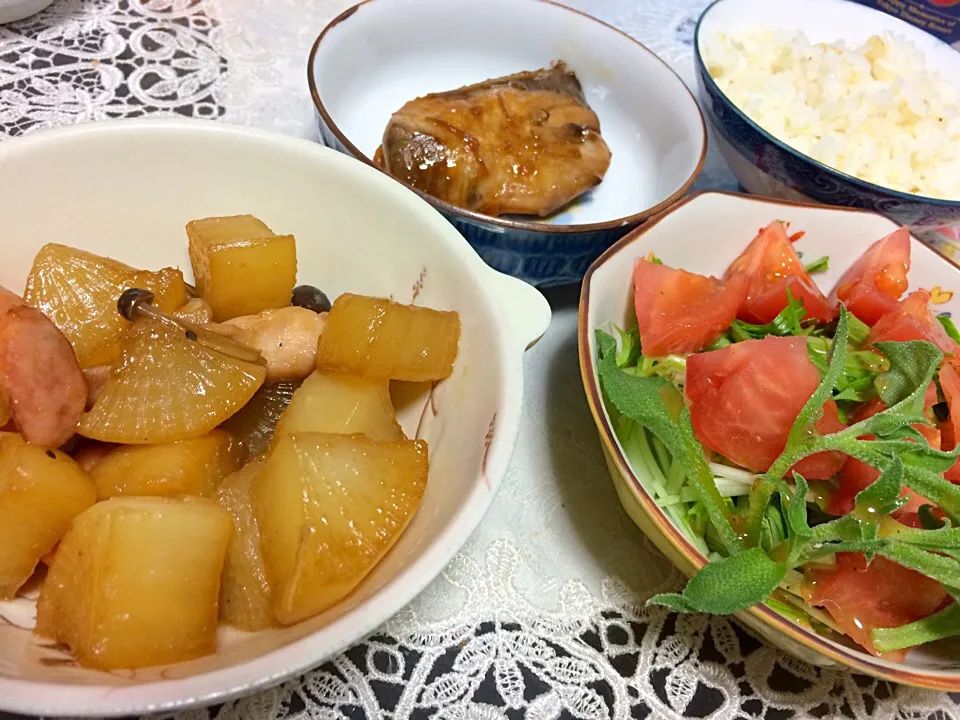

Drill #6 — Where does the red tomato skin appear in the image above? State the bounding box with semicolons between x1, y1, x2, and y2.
830;457;933;519
685;336;844;477
806;553;948;660
939;364;960;483
632;259;747;358
790;400;847;480
830;456;876;515
831;228;911;326
940;365;960;450
725;221;834;324
941;419;957;455
868;290;960;356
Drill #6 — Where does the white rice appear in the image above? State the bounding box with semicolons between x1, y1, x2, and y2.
703;29;960;201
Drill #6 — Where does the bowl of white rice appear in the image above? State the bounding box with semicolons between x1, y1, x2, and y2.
694;0;960;253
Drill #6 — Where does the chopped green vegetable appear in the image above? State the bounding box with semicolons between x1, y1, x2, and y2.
806;337;887;404
785;474;813;540
800;538;890;564
759;497;789;553
779;305;851;470
817;312;870;350
901;466;960;521
615;414;710;555
804;256;829;275
614;325;641;369
809;513;860;544
879;543;960;592
873;340;942;409
649;548;786;614
597;330;743;555
852;456;904;548
887;524;960;548
706;333;733;350
939;315;960;345
634;354;687;384
730;291;809;341
846;313;871;347
872;604;960;653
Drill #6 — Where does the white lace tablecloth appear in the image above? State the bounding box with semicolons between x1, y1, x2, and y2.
1;1;959;718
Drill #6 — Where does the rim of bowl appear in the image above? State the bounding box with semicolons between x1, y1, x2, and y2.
0;117;529;716
578;189;960;690
306;0;709;236
693;0;960;208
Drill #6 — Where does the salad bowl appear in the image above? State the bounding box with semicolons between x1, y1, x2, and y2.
0;118;551;716
579;191;960;689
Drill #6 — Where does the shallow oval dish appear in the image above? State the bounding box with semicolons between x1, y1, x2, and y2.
0;119;551;717
694;0;960;248
308;0;706;287
579;191;960;689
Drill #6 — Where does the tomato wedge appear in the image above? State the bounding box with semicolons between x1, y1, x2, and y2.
868;290;960;356
938;364;960;484
632;259;746;358
725;221;834;324
806;553;948;660
830;228;910;326
685;336;845;477
791;400;846;480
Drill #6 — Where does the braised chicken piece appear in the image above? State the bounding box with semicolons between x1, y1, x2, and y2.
208;306;328;384
374;61;612;218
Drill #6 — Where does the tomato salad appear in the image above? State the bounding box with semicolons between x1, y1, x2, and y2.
597;221;960;660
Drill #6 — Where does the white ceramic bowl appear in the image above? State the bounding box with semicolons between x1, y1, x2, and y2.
0;119;551;716
0;0;54;24
693;0;960;241
307;0;707;286
579;192;960;689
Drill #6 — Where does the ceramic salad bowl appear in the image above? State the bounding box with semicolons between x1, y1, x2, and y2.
579;191;960;689
694;0;960;247
0;119;551;716
307;0;706;287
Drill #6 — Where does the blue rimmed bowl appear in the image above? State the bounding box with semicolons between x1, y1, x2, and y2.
307;0;707;287
693;0;960;251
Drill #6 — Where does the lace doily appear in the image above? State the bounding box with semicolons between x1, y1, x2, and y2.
2;1;960;719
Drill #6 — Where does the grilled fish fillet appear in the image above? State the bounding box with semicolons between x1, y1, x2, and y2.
374;62;612;218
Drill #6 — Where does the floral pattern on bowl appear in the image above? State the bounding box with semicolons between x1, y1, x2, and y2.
928;224;960;262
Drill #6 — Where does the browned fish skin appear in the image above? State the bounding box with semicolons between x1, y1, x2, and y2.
376;61;612;218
